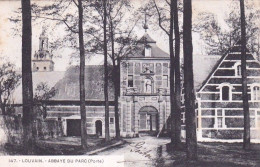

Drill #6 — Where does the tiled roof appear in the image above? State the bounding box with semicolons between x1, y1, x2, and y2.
197;41;258;92
53;65;114;100
12;71;66;104
127;33;169;58
193;55;221;90
12;65;114;104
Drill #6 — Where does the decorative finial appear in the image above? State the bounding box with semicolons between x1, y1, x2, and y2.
41;25;47;36
143;12;148;32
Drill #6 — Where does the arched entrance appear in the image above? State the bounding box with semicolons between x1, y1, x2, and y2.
95;120;102;136
139;106;159;132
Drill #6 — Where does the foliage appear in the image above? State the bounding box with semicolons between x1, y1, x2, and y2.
194;1;260;56
34;82;56;119
0;63;21;115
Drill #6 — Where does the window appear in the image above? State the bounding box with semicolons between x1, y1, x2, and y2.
215;109;226;128
163;75;168;87
237;65;241;76
145;46;151;57
44;67;47;70
217;118;223;128
252;86;260;101
128;75;133;87
109;118;114;124
36;67;39;71
222;86;230;101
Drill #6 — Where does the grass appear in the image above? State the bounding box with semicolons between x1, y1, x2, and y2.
162;142;260;167
3;136;125;155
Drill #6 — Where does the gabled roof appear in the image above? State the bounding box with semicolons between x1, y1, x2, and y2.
53;65;114;101
139;33;156;43
127;33;169;58
12;65;114;104
12;71;66;104
193;55;221;90
197;42;259;92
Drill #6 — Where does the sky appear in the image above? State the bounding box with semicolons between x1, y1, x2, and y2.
0;0;259;71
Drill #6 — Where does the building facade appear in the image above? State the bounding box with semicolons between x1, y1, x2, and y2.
197;42;260;140
119;33;173;137
9;31;260;141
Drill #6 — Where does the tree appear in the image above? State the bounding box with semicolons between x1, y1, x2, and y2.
173;0;182;149
34;82;56;119
106;0;138;139
21;0;35;154
148;0;183;148
194;1;260;57
240;0;250;150
0;63;21;115
102;0;110;142
183;0;197;160
77;0;88;150
29;0;88;149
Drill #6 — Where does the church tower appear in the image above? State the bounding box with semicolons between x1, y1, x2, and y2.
32;30;54;72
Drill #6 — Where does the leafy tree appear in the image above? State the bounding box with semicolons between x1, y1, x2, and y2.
183;0;197;160
0;63;21;115
34;82;56;119
194;1;260;57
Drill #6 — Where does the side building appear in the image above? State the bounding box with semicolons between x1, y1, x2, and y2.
196;42;260;140
12;33;116;139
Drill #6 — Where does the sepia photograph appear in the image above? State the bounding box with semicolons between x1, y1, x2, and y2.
0;0;260;166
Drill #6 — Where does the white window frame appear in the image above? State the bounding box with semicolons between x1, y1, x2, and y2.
250;83;260;101
217;83;233;101
145;46;152;57
214;109;227;129
233;62;241;77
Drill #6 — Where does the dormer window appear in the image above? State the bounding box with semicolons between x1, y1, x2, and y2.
251;84;260;101
145;46;151;57
218;83;233;101
234;62;243;76
222;86;230;101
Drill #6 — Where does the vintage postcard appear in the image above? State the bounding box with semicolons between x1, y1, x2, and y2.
0;0;260;166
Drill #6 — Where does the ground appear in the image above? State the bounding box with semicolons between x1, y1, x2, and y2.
95;134;260;167
0;135;260;167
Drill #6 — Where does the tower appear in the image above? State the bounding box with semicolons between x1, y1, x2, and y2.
32;31;54;72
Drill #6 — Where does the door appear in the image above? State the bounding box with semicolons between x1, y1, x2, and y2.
67;119;81;136
95;120;102;136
